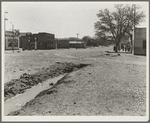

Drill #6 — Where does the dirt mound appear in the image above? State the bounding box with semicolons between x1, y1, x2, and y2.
4;62;89;101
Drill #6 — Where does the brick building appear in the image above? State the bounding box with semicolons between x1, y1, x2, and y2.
20;32;55;50
57;40;69;49
19;32;31;48
133;28;146;55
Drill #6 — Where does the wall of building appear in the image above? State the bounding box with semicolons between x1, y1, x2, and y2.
134;28;146;55
57;40;69;49
34;35;55;50
20;33;88;50
20;36;30;50
19;32;30;48
5;36;19;50
20;32;55;50
69;41;86;48
69;43;83;48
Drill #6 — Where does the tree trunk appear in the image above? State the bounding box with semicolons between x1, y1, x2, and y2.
115;43;119;53
115;40;120;53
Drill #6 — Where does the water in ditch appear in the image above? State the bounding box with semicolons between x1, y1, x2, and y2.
4;74;66;116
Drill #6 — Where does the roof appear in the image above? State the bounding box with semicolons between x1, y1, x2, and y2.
69;41;84;44
19;33;28;37
38;32;54;36
135;27;146;29
5;30;15;37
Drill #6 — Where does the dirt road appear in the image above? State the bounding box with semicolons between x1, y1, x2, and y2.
4;46;147;116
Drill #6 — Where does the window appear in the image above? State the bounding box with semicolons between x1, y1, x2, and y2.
8;39;12;47
14;39;18;47
8;42;12;47
143;40;146;49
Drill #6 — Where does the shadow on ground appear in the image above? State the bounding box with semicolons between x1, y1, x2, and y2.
105;51;132;54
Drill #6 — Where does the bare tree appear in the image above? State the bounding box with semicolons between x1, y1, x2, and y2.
95;4;145;52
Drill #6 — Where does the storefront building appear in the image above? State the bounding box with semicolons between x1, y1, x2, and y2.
5;30;19;50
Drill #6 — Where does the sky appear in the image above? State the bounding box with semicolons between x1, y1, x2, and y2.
2;2;149;39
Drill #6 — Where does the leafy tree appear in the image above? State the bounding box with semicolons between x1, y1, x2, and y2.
82;36;92;46
95;4;145;52
82;36;91;41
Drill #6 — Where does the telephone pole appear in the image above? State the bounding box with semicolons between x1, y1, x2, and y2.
76;33;79;49
132;5;136;55
35;37;37;50
4;12;8;50
12;23;14;53
77;33;79;41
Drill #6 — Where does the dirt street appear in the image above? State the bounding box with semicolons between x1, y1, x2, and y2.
4;45;147;116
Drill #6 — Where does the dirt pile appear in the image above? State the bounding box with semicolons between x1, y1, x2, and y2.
4;62;89;101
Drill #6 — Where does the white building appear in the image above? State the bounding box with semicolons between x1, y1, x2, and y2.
5;30;19;50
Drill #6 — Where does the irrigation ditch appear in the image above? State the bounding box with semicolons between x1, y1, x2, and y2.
4;62;90;102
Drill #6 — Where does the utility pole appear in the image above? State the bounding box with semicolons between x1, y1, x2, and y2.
77;33;79;49
12;23;14;53
132;5;136;55
4;12;8;50
35;37;37;50
28;36;31;50
55;39;58;49
77;33;79;41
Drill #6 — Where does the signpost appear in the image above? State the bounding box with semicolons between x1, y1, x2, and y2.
76;33;79;49
35;37;37;50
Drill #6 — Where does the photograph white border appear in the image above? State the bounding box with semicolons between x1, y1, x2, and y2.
1;1;149;122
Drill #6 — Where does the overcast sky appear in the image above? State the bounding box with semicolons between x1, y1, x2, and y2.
2;2;148;38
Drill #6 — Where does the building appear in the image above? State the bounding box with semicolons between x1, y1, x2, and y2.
20;36;30;50
57;40;69;49
69;40;86;48
19;32;31;48
20;32;55;50
133;28;146;55
34;33;55;50
5;30;19;50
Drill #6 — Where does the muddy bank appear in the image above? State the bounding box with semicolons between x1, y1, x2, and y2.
4;62;89;101
7;74;75;116
5;75;66;116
